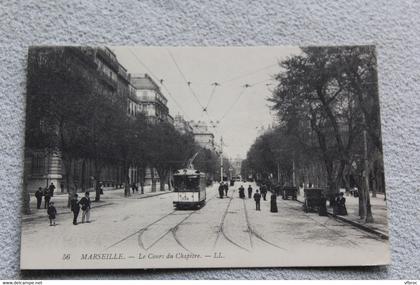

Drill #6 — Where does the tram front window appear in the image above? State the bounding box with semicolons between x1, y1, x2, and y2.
174;176;199;191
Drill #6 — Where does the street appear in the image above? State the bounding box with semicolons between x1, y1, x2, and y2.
21;182;389;269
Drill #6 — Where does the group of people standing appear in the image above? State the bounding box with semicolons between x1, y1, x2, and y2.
34;183;57;226
34;182;56;210
218;182;230;198
71;192;92;225
33;183;92;226
236;183;278;213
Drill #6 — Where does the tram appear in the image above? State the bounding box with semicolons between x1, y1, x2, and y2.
173;168;207;209
172;153;207;209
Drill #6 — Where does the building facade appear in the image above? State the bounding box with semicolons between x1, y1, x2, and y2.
174;115;193;134
130;74;171;124
130;74;174;186
190;120;215;151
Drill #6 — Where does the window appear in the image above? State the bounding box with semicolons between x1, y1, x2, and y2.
31;153;45;175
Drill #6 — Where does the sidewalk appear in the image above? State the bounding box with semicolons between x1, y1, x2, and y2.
24;185;172;222
296;192;389;239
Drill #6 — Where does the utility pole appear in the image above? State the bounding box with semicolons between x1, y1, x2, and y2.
220;137;223;182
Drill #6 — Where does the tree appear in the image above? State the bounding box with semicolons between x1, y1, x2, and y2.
146;121;196;191
26;47;101;206
268;46;383;222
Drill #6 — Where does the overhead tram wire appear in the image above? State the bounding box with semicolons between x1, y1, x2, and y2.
219;63;279;85
204;82;220;112
128;48;190;120
167;50;207;113
219;85;248;122
218;77;273;122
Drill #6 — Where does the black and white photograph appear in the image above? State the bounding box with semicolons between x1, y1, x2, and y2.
20;46;390;269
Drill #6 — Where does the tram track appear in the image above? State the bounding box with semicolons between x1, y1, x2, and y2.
242;198;286;251
106;209;177;250
142;194;219;253
213;189;251;252
106;189;219;252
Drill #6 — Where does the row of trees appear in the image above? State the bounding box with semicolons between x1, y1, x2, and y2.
242;46;385;222
24;47;219;211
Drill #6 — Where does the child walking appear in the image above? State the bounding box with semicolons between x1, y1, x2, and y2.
47;202;57;226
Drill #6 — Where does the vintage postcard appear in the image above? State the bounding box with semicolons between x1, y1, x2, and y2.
21;46;390;269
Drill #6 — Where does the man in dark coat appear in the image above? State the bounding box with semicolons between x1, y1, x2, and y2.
70;193;80;225
35;187;43;209
43;188;51;209
224;183;229;197
238;185;245;199
48;182;56;197
218;182;224;199
247;185;253;199
270;192;278;213
253;190;261;211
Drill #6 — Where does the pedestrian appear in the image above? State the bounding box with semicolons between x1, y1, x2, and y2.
333;192;348;216
270;192;278;213
224;183;229;197
70;193;80;225
247;185;253;199
79;192;91;223
239;185;245;199
218;182;224;199
35;187;43;209
47;202;57;226
43;188;51;209
253;189;261;211
48;182;56;197
131;183;136;194
261;184;267;201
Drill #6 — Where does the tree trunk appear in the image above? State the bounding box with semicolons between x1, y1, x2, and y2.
157;168;168;192
167;168;172;191
81;159;87;191
139;167;145;194
63;156;76;208
372;175;377;198
151;168;156;192
94;161;102;202
365;190;374;223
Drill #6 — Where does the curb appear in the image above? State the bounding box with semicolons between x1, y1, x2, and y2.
135;191;172;199
22;202;113;223
293;198;389;240
23;191;172;222
326;212;389;240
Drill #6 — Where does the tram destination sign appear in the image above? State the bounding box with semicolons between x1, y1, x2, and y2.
20;45;390;269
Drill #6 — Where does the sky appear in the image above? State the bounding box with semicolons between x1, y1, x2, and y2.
111;46;301;160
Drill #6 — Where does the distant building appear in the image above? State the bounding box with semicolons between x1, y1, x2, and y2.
231;157;243;178
190;120;215;151
130;74;171;124
174;115;193;134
